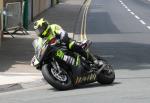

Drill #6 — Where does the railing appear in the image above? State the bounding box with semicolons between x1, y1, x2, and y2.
3;1;28;38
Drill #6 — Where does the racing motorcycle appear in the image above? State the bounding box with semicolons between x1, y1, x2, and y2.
31;37;115;90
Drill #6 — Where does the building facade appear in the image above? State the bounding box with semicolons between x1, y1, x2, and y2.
0;0;3;45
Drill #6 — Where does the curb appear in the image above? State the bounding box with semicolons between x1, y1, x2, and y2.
0;79;47;93
0;83;23;93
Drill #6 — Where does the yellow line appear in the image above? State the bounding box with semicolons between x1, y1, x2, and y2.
80;0;87;41
84;0;91;40
80;1;87;41
80;0;91;41
83;2;88;40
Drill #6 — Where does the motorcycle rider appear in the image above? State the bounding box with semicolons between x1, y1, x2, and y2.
33;18;102;68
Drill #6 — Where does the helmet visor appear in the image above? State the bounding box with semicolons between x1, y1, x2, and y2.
35;29;40;36
35;27;44;37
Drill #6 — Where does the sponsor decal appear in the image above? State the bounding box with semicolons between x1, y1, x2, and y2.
75;73;96;84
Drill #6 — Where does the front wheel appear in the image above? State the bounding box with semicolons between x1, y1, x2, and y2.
42;64;73;90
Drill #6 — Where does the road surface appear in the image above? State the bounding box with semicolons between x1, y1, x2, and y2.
1;0;150;103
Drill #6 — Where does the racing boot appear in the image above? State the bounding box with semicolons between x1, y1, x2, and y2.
87;53;104;68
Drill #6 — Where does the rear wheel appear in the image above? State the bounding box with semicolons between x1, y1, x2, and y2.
95;55;115;84
42;64;73;90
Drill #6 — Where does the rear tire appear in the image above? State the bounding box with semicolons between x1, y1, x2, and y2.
42;64;73;90
95;55;115;84
97;64;115;84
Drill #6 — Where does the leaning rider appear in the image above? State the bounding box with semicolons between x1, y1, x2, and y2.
34;18;102;68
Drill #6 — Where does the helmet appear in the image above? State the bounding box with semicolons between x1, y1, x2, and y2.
34;18;49;38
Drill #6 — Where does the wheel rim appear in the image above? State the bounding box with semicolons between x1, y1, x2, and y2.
51;68;68;82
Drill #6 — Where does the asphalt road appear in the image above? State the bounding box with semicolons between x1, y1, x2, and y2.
1;0;150;103
87;0;150;70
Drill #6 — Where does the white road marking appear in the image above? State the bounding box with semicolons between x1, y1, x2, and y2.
122;4;126;6
134;15;140;20
123;4;128;9
124;6;128;9
140;20;146;25
119;0;150;30
130;12;135;15
127;8;131;12
147;26;150;30
119;0;122;2
120;0;123;3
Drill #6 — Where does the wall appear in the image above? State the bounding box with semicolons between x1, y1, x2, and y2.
28;0;32;22
0;0;3;44
32;0;51;19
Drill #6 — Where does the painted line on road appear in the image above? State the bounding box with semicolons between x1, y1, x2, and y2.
80;0;91;41
127;8;131;12
83;0;90;40
130;12;135;15
124;6;128;9
121;2;124;5
140;20;146;25
118;0;150;30
119;0;122;3
81;2;88;41
84;0;92;40
147;26;150;30
122;4;128;9
134;15;140;20
122;4;126;7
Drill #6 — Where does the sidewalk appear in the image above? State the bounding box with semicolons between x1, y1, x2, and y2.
29;0;86;33
0;0;86;91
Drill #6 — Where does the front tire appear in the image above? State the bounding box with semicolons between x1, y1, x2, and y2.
42;64;73;90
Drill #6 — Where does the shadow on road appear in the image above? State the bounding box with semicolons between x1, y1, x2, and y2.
0;35;34;72
48;82;121;92
87;12;121;34
75;82;121;90
90;42;150;70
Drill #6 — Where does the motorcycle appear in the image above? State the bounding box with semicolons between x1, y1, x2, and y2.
31;37;115;90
